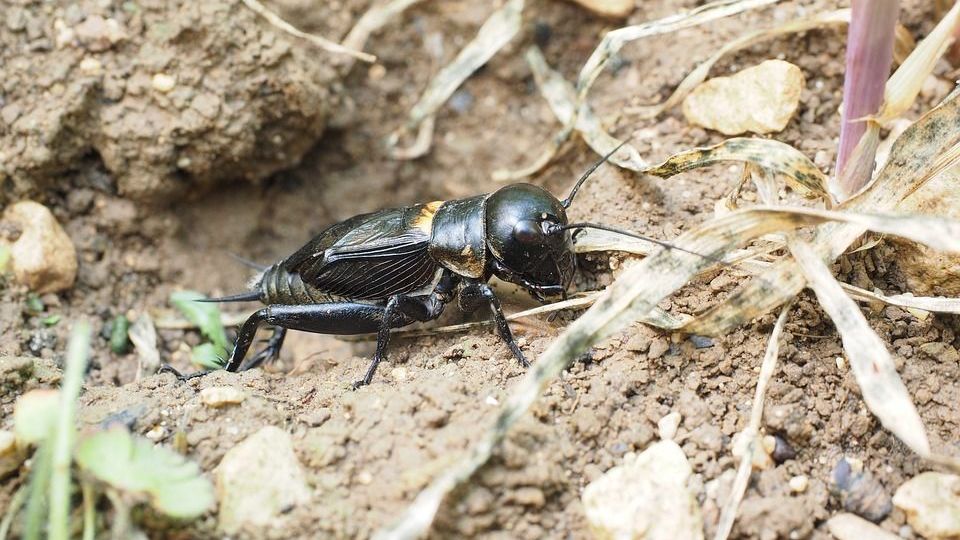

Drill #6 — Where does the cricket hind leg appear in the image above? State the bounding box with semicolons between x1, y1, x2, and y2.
238;326;287;371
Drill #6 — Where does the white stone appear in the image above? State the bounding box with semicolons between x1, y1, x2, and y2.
582;440;703;540
683;60;804;135
216;426;311;534
151;73;176;93
827;513;900;540
789;475;809;493
893;472;960;540
200;386;245;408
565;0;634;17
1;201;77;293
657;412;681;441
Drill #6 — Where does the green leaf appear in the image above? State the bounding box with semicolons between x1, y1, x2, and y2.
110;315;131;354
25;293;44;314
42;314;61;326
75;429;214;520
169;291;229;355
191;343;225;370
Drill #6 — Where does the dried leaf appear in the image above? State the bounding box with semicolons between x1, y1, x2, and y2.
877;2;960;123
791;239;929;456
686;87;960;336
503;0;776;179
627;9;850;119
643;138;828;199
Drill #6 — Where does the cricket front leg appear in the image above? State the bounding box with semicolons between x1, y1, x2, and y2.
459;282;529;368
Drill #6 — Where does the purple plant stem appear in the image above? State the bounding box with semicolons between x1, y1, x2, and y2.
835;0;900;197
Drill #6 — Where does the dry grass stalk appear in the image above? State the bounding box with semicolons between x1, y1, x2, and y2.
240;0;375;62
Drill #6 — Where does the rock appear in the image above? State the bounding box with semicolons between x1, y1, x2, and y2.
657;412;681;441
565;0;634;18
1;201;77;293
893;472;960;540
216;426;311;534
789;475;809;494
200;386;245;408
826;513;900;540
682;60;804;135
0;430;26;477
832;457;893;523
892;167;960;296
582;440;703;540
918;342;960;364
0;356;35;392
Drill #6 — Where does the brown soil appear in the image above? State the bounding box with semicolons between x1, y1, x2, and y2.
2;0;959;539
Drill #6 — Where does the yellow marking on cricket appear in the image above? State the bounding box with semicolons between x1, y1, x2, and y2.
413;200;444;234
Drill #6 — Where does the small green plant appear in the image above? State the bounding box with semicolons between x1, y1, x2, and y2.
109;315;130;354
169;290;230;369
3;323;214;540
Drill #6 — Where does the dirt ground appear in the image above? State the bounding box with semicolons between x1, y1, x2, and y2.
2;0;960;538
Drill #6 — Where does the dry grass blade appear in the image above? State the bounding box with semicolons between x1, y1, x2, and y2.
842;284;960;314
627;9;850;119
493;47;645;181
876;1;960;123
686;88;960;336
644;139;829;200
502;0;777;179
240;0;375;62
575;0;778;100
714;302;792;540
388;0;523;159
791;239;930;455
342;0;426;58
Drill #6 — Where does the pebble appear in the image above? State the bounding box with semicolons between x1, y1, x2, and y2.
78;57;102;76
789;475;809;494
200;386;245;408
647;337;670;360
74;15;126;51
151;73;176;93
582;440;703;540
731;431;774;470
827;513;900;540
216;426;311;534
832;457;892;523
565;0;634;17
0;430;25;477
893;472;960;539
657;412;681;441
683;60;804;135
1;201;77;294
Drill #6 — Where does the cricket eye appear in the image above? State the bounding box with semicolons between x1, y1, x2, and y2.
513;220;543;244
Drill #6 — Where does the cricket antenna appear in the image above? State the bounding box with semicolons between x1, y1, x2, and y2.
560;222;727;266
562;140;629;209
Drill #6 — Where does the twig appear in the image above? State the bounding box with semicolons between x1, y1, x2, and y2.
240;0;375;63
714;301;792;540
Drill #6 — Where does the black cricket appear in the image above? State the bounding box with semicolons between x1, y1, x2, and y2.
163;146;694;388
